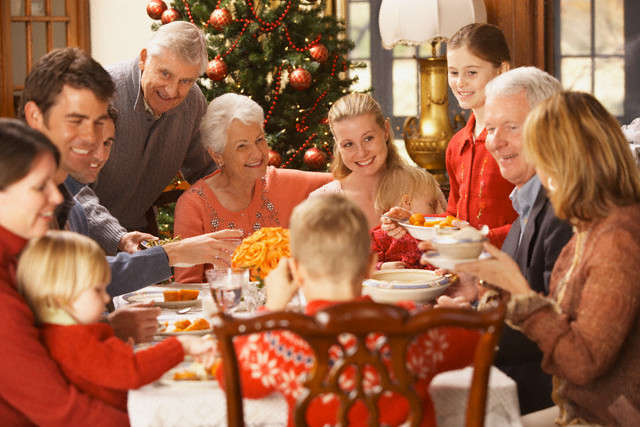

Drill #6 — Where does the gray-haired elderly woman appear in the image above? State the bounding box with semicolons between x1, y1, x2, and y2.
174;93;332;283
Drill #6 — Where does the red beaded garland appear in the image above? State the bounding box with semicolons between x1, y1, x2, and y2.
207;58;228;81
210;8;232;31
147;0;167;20
289;68;312;90
161;8;181;24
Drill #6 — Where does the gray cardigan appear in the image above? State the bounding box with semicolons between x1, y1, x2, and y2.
93;57;216;231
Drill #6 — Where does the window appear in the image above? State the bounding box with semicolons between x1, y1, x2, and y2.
555;0;640;123
0;0;89;117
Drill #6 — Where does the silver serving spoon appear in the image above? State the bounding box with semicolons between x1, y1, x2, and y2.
177;307;192;314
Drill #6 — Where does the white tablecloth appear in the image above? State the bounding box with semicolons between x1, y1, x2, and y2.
128;366;521;427
117;285;522;426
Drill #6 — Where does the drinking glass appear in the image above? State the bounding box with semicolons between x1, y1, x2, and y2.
206;268;249;314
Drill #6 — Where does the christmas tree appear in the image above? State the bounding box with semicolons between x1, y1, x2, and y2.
146;0;363;171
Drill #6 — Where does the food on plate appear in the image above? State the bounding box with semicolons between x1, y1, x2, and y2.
140;236;182;248
172;369;199;380
231;227;290;280
183;318;211;332
410;214;456;228
170;360;219;381
173;319;192;331
162;289;199;302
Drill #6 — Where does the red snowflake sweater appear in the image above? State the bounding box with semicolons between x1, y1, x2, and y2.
371;225;435;270
216;296;480;426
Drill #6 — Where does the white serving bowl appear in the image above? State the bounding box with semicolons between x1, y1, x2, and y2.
431;236;487;260
362;269;453;304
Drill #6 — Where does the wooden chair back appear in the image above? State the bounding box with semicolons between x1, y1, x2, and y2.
212;300;505;427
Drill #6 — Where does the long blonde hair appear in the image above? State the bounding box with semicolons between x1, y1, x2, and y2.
16;230;111;322
523;91;640;225
328;92;405;180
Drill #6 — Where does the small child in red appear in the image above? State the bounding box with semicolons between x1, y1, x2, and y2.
372;164;447;270
216;193;479;427
16;230;214;411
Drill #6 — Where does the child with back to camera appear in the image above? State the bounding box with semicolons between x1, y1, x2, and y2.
16;230;214;412
372;164;447;270
214;193;479;427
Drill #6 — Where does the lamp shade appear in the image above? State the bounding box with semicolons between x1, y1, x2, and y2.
379;0;487;48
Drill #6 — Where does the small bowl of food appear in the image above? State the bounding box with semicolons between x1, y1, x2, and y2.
383;214;459;241
431;227;487;260
362;269;454;304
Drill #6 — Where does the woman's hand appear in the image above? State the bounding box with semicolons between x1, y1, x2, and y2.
380;207;412;239
264;258;298;311
454;243;531;296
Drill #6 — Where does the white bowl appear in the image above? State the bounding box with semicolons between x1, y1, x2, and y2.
362;269;452;304
431;236;487;260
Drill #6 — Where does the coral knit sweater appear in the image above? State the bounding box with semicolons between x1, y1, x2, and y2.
0;226;128;426
216;296;480;427
174;167;332;283
445;114;517;248
41;312;184;411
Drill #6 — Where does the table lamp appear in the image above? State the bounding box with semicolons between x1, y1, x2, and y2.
378;0;487;190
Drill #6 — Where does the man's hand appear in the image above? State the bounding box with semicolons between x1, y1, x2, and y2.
118;231;156;254
163;229;243;268
108;302;161;343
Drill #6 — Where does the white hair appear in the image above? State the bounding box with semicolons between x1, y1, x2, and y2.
200;93;265;153
146;21;208;74
485;66;563;109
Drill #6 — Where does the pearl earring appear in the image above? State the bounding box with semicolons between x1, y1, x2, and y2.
547;177;557;192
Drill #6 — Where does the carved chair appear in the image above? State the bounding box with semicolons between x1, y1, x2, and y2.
212;299;506;427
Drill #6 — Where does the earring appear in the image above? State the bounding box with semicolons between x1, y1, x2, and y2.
547;177;557;192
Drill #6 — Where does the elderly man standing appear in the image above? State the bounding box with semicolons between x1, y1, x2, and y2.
93;21;216;233
482;67;573;414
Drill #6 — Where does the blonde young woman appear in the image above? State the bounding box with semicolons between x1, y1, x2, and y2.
457;92;640;425
308;92;406;228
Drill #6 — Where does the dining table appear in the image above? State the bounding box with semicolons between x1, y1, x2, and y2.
115;283;523;427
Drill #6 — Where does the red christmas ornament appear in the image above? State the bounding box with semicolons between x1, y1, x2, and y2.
289;68;312;90
268;150;282;168
207;58;228;81
210;8;232;31
161;8;181;24
146;0;167;20
309;44;329;63
303;147;327;170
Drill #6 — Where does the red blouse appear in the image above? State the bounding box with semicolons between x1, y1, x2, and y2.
445;114;517;248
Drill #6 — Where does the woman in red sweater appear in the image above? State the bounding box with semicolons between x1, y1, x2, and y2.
0;119;129;425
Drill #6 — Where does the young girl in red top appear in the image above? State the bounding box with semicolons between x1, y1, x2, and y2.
216;193;480;426
16;230;214;411
445;23;518;247
371;164;446;270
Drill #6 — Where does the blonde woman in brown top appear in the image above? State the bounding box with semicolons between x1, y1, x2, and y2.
457;91;640;425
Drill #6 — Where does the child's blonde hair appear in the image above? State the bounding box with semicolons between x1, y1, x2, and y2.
17;230;111;322
290;193;371;284
374;164;446;215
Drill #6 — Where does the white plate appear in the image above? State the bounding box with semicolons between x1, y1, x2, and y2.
123;290;201;309
422;251;492;270
157;321;213;336
155;361;218;386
